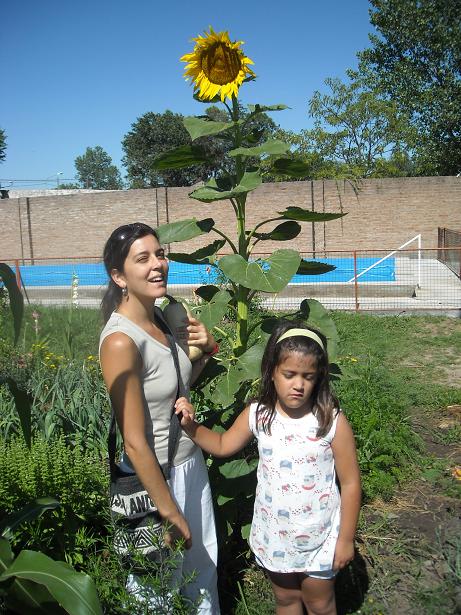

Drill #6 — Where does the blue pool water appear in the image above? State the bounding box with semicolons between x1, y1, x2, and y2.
11;257;395;287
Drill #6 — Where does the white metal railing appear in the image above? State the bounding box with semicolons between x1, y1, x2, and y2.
347;234;422;287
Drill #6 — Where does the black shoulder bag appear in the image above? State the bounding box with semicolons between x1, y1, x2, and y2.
108;308;187;571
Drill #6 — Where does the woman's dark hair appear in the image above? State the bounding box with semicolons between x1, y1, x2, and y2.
256;319;339;438
101;222;159;323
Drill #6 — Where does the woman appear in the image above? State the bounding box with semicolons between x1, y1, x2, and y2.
99;222;220;613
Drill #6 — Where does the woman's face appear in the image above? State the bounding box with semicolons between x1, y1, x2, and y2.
114;234;169;301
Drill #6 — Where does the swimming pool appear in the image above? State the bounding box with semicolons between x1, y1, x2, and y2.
12;257;396;287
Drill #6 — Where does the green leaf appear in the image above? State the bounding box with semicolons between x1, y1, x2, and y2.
219;250;301;293
271;157;312;178
183;116;233;141
0;264;24;345
241;523;251;540
168;240;225;265
0;539;64;615
234;343;265;380
151;145;208;169
253;221;301;242
212;365;247;406
248;104;289;113
0;498;60;540
0;550;103;615
278;207;346;222
194;285;222;302
296;260;336;275
192;290;231;330
156;218;214;243
297;299;339;360
0;378;32;448
189;171;262;202
219;458;258;479
229;140;290;158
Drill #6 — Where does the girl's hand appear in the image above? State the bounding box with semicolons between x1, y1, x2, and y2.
333;538;355;570
186;316;216;353
174;397;196;432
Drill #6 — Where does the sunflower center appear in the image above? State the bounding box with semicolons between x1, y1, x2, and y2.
200;42;242;85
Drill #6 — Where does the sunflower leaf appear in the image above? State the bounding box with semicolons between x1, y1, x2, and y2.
168;240;225;264
229;140;290;158
183;117;233;141
278;207;346;222
219;250;301;292
151;145;208;169
252;221;301;241
156;218;214;243
296;261;337;275
190;171;261;202
248;104;289;113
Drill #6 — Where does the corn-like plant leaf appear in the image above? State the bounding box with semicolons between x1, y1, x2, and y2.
0;498;60;540
183;116;233;141
156;218;214;244
0;263;24;345
219;250;301;293
0;377;32;448
189;171;261;202
278;207;346;222
151;145;208;169
0;550;103;615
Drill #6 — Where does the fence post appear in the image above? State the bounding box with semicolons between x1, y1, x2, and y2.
14;259;21;289
353;251;359;312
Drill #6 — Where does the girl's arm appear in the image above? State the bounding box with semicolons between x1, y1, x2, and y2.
100;333;191;548
175;398;253;457
331;412;362;570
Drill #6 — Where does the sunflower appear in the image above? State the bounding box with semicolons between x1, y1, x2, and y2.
181;27;255;102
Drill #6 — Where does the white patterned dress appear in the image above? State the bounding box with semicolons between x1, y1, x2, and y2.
248;402;341;573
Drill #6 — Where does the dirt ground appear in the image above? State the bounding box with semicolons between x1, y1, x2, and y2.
340;403;461;615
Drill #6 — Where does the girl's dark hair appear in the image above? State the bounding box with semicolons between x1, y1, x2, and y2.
256;319;339;438
101;222;159;323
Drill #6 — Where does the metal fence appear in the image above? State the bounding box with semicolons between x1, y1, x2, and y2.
2;248;461;314
438;227;461;279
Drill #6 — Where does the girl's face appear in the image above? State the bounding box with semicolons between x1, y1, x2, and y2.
272;351;317;417
113;234;169;302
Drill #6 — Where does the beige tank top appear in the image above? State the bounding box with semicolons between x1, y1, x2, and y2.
99;311;197;469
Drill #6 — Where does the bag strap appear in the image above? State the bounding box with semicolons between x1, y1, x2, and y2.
108;306;188;481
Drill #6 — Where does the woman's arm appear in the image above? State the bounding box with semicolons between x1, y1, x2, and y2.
331;412;362;570
100;333;191;548
185;316;218;383
175;399;253;457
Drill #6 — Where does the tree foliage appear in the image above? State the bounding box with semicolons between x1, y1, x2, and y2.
358;0;461;175
74;146;123;190
0;129;6;164
302;76;412;178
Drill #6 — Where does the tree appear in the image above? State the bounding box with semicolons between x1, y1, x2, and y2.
301;75;411;178
358;0;461;175
122;110;211;188
0;129;6;164
74;146;123;190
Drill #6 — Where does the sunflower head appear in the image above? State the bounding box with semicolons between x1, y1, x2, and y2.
181;27;255;102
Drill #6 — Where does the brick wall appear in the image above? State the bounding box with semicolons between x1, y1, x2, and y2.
1;176;460;261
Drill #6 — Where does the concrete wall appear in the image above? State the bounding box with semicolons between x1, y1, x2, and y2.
1;176;460;261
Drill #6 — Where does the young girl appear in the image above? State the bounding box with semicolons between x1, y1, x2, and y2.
175;320;361;615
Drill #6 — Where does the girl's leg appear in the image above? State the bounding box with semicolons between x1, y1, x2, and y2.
266;571;304;615
300;575;336;615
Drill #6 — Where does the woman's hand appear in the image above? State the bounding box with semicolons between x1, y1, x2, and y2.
186;316;216;353
174;397;196;434
333;538;355;570
162;509;192;550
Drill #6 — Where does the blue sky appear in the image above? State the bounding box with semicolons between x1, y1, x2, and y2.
2;0;374;188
